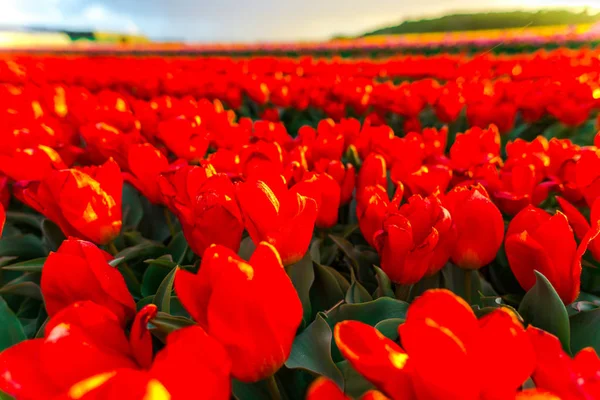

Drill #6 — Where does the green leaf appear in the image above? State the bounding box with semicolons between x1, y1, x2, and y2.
373;266;394;299
309;239;322;263
231;379;270;400
285;313;344;389
108;257;125;267
122;184;144;230
442;264;483;306
518;271;571;353
329;234;359;270
570;308;600;354
6;211;42;230
374;318;404;341
141;264;171;298
328;297;409;328
1;258;46;272
310;263;348;317
0;390;14;400
0;282;43;300
345;268;372;304
0;235;46;259
337;360;374;398
150;312;194;335
41;219;66;252
153;267;179;314
144;255;177;269
285;253;315;327
0;297;26;351
167;232;190;265
116;242;166;263
238;236;256;261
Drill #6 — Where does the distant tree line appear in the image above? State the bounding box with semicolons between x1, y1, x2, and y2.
361;9;600;36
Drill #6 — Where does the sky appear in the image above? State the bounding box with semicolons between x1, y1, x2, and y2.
0;0;599;42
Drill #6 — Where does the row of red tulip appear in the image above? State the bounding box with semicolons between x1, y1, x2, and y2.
0;53;599;399
1;53;600;130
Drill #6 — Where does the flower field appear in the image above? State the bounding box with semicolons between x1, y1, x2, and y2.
1;48;600;399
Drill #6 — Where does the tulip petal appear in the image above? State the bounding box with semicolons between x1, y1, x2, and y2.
0;339;61;399
334;320;414;399
404;289;478;347
150;326;231;400
556;196;590;241
306;377;348;400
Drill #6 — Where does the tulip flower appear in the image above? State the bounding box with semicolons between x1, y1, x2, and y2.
557;196;600;262
528;326;600;399
123;143;178;205
157;115;209;162
237;172;318;265
450;125;501;172
313;159;355;205
0;175;8;210
357;153;387;194
306;377;391;400
159;164;244;256
0;302;231;400
175;242;302;382
0;301;155;399
333;290;535;400
356;184;403;249
13;159;123;245
293;172;341;229
505;206;599;304
80;122;144;167
444;184;504;269
575;149;600;208
0;145;67;181
41;238;136;326
373;194;455;284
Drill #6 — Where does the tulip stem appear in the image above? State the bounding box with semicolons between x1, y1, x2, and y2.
265;375;282;400
395;284;412;302
107;242;119;256
464;271;472;305
164;207;176;238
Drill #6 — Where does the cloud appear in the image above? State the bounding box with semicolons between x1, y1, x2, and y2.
0;0;596;41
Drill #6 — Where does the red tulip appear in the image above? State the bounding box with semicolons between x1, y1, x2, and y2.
505;206;599;304
313;160;355;205
444;184;504;269
356;184;403;248
305;377;392;400
80;122;144;167
0;301;154;399
237;173;317;265
157;115;209;162
41;238;136;326
175;242;302;382
373;194;454;284
0;145;67;181
333;289;535;400
14;159;123;245
159;164;244;256
450;125;501;172
357;153;387;194
293;172;341;229
123;143;177;205
557;196;600;262
528;326;600;399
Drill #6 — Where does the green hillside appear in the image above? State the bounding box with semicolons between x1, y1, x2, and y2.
362;9;600;36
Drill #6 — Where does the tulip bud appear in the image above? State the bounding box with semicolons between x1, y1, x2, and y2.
175;243;302;382
237;173;317;265
14;159;123;245
41;238;136;326
444;184;504;269
505;206;599;304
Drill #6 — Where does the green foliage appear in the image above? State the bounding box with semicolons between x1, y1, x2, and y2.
362;9;600;36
